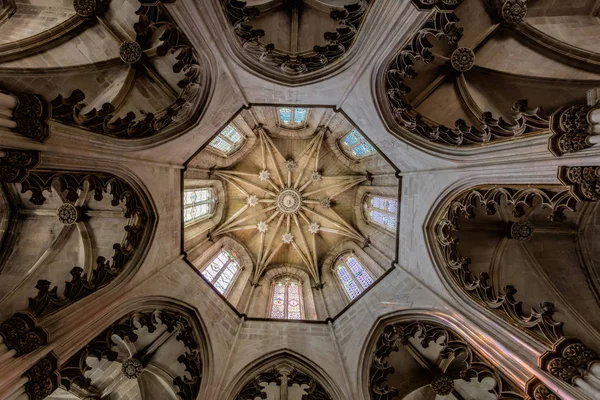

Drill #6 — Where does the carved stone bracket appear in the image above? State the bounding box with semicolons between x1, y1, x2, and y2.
434;185;581;345
384;12;550;146
11;92;51;142
221;0;372;79
525;378;561;400
59;309;202;400
369;320;525;399
540;338;600;385
24;353;60;400
16;170;151;319
0;149;40;183
558;166;600;202
0;312;48;356
410;0;465;11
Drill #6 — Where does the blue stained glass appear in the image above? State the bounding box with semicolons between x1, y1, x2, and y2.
370;210;396;231
270;282;286;319
293;108;308;123
287;283;301;319
343;129;360;146
347;256;374;289
337;265;362;299
279;108;292;123
202;251;239;293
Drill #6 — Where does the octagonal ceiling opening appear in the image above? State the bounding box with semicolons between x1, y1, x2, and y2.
182;105;400;320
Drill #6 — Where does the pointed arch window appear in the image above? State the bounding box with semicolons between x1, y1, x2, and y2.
336;254;374;300
341;128;376;159
201;250;240;294
364;194;398;232
207;124;245;156
269;279;304;320
278;107;309;128
184;187;215;224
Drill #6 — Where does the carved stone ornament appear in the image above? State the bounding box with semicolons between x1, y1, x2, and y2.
0;149;40;183
525;378;560;400
431;375;454;395
501;0;527;24
410;0;464;11
549;105;594;156
16;170;152;319
509;220;534;242
435;185;579;345
57;203;80;225
122;358;144;379
320;197;331;209
540;338;599;385
0;312;48;356
282;232;294;244
58;310;203;400
119;41;143;64
450;47;475;72
11;92;51;142
24;353;60;400
276;189;302;215
384;13;550;146
558;166;600;202
258;169;271;181
73;0;97;17
369;320;523;400
311;171;322;181
285;159;298;170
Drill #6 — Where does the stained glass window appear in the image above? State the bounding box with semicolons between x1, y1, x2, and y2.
336;254;374;300
184;188;214;224
269;279;304;320
278;107;309;128
341;129;376;159
201;250;239;294
366;195;398;232
208;124;245;155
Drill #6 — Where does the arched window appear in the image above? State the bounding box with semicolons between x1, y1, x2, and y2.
201;250;240;294
184;187;215;224
365;194;398;232
269;279;304;320
278;107;309;128
335;254;374;300
207;124;245;155
341;128;376;159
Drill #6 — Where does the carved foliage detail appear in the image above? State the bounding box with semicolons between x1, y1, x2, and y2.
540;338;600;385
222;0;372;77
435;185;580;345
0;149;40;183
558;166;600;202
236;366;332;400
410;0;464;11
59;310;202;400
549;105;595;156
525;378;561;400
18;170;150;319
369;321;524;400
24;353;60;400
0;312;48;356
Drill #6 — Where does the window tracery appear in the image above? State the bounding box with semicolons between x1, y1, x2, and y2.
340;129;375;159
201;250;240;294
335;253;374;300
278;107;309;129
269;279;304;320
364;194;398;232
184;187;215;224
207;124;245;155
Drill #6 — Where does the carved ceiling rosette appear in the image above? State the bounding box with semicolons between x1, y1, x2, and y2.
221;0;373;83
410;0;464;11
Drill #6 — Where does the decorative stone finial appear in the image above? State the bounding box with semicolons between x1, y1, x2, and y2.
121;358;144;379
451;47;475;72
501;0;527;24
119;41;143;64
320;197;331;209
311;171;322;181
509;220;534;242
308;222;320;234
257;221;269;233
247;195;259;207
57;204;79;225
285;159;297;170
